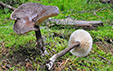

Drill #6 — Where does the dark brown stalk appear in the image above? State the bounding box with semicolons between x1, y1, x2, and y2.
35;26;47;56
57;41;80;58
46;41;80;70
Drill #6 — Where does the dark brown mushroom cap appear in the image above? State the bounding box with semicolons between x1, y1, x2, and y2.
11;3;59;34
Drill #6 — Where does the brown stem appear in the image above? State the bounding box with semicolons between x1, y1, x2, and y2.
35;26;42;42
46;41;80;70
57;41;80;58
0;1;16;10
35;26;45;55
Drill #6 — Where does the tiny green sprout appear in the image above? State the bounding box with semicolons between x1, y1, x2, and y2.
20;67;25;71
9;66;15;71
37;64;40;71
10;51;13;55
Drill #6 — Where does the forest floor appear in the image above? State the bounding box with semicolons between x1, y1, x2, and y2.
0;0;113;71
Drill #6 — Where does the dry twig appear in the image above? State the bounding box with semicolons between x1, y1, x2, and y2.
0;1;15;10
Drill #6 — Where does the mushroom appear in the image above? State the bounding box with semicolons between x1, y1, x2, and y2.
10;3;59;55
46;29;93;70
69;29;93;57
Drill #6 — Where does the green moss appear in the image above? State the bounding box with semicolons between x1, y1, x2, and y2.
0;0;113;70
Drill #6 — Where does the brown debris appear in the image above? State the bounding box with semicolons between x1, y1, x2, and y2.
45;17;103;29
0;1;15;10
95;41;113;55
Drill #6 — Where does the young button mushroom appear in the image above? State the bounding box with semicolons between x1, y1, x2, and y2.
10;3;59;56
46;29;93;70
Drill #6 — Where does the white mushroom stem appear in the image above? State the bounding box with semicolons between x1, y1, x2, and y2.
46;41;80;70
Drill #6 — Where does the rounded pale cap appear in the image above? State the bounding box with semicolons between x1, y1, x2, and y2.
68;29;93;57
11;3;59;34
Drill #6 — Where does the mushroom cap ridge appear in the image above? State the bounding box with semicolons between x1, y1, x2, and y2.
68;29;93;57
11;3;59;34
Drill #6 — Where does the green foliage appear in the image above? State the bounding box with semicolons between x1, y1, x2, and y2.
0;0;113;71
0;0;28;13
9;66;15;71
0;0;26;6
